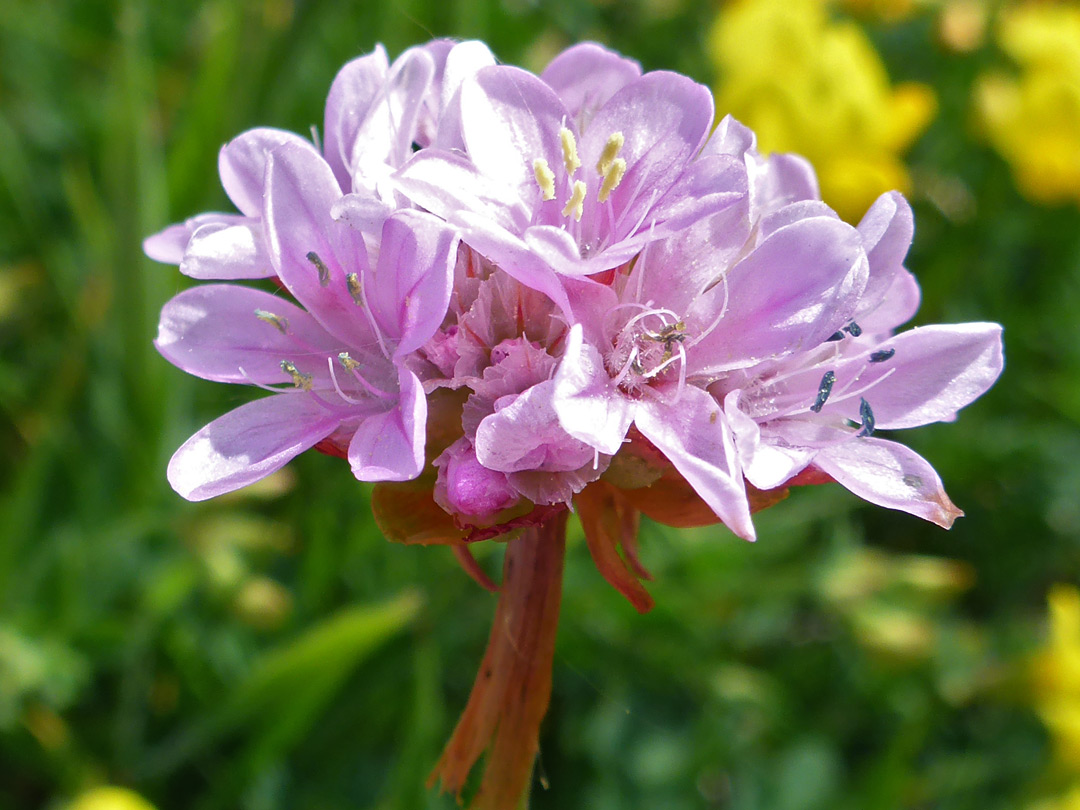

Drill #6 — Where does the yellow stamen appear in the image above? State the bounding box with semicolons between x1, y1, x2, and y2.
598;157;627;203
280;360;312;391
562;180;587;221
559;128;581;175
345;273;364;306
338;352;362;372
254;309;288;334
533;158;556;201
596;131;625;176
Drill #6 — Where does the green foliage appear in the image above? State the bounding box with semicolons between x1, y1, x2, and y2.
0;1;1075;808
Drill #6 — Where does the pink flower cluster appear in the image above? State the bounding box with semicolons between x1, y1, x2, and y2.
147;40;1003;541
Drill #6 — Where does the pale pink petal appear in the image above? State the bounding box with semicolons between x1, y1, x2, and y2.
855;191;914;320
143;213;242;264
758;200;838;240
828;323;1004;429
475;380;594;473
580;71;713;231
642;154;749;242
330;193;394;239
635;386;756;541
552;325;636;455
541;43;641;130
180;220;273;280
637;204;752;316
264;143;376;349
860;268;921;333
460;65;567;202
394;149;529;232
688;216;868;373
433;40;497;150
155;284;341;383
366;209;458;356
167;394;342;501
753;152;820;216
814;437;964;528
737;415;819;490
451;209;573;317
522;226;583;272
347;47;435;182
323;45;390;189
347;368;426;481
219;128;321;217
701;114;757;158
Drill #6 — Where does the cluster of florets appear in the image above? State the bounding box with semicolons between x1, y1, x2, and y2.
147;40;1003;543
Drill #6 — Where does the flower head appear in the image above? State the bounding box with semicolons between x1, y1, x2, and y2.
155;143;457;499
394;45;744;312
147;38;1003;810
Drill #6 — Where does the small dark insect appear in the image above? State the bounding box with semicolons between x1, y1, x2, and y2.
810;370;836;413
643;320;688;361
869;348;895;363
306;251;331;286
857;398;875;437
844;321;863;337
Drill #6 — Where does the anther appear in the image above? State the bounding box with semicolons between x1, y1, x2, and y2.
596;131;625;176
559;128;581;175
826;331;845;342
598;157;626;203
254;309;288;334
306;251;331;286
280;360;313;391
844;321;863;337
533;158;556;201
810;370;836;413
345;273;364;306
869;348;895;363
562;180;587;221
338;351;362;372
857;398;875;437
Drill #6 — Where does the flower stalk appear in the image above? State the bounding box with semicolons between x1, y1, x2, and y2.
430;513;568;808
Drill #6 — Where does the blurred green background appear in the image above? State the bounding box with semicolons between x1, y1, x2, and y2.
2;0;1079;808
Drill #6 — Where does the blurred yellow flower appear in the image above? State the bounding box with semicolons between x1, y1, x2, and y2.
67;787;157;810
1032;584;1080;771
840;0;921;21
1029;783;1080;810
708;0;936;221
976;3;1080;206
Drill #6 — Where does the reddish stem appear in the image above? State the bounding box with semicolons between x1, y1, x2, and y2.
430;513;568;809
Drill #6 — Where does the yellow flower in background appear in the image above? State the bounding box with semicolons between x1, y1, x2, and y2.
976;3;1080;206
1032;584;1080;772
840;0;921;21
708;0;936;222
1029;784;1080;810
66;787;157;810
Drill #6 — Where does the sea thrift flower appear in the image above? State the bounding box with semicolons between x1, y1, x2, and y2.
549;173;866;541
707;0;936;221
700;121;1000;526
144;39;492;277
154;144;457;498
976;2;1080;206
148;39;1002;810
394;45;744;312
